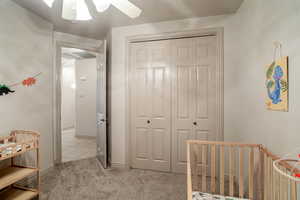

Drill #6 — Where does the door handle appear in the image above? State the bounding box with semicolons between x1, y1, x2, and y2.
97;118;106;125
147;120;151;124
193;122;197;126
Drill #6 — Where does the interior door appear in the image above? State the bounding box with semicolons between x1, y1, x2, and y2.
130;40;171;172
96;40;108;168
172;36;217;173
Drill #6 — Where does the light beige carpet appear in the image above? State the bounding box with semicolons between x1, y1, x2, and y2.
40;158;186;200
62;129;96;162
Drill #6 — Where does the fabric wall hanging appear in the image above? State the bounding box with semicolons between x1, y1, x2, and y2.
265;42;288;111
0;72;42;96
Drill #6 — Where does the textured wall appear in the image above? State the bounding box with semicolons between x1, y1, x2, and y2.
224;0;300;155
61;58;76;131
110;0;300;166
0;1;53;170
75;58;97;137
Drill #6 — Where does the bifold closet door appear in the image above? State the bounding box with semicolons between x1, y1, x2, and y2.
172;36;217;173
130;40;171;172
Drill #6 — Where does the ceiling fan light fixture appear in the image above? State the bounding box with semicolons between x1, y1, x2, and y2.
43;0;55;7
76;0;92;20
62;0;92;21
93;0;111;12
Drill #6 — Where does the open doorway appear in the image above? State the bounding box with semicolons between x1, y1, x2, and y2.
61;47;97;162
54;33;108;168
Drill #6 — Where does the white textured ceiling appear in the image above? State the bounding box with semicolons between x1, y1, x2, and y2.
14;0;243;39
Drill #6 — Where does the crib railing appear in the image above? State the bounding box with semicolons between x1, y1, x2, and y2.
260;147;298;200
187;140;298;200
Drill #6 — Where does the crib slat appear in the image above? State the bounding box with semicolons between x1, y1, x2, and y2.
266;156;270;200
187;142;193;200
201;145;207;192
269;156;273;200
282;168;288;200
283;169;288;200
196;144;201;191
192;144;199;191
274;165;279;200
239;147;244;198
279;168;283;200
248;147;254;199
211;144;216;193
290;180;297;200
264;154;268;200
229;147;234;197
269;157;273;200
220;145;225;195
270;157;274;200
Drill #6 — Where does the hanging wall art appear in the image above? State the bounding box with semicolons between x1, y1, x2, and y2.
265;56;289;111
0;72;42;96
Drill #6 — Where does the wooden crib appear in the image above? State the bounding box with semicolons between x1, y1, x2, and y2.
187;140;298;200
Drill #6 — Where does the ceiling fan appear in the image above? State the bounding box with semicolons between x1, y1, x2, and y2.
43;0;142;21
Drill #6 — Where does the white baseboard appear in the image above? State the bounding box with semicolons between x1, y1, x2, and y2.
75;135;96;140
111;162;130;170
62;127;75;132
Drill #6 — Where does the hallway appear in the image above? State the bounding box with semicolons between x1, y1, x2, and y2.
62;129;96;162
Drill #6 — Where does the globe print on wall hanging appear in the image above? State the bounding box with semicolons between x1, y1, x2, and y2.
265;56;288;111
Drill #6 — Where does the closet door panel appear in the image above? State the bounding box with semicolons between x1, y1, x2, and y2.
194;37;217;141
172;36;217;173
136;128;150;159
149;41;171;171
172;38;196;172
176;129;194;165
152;67;166;118
195;66;209;119
177;66;192;119
131;43;152;169
131;40;171;172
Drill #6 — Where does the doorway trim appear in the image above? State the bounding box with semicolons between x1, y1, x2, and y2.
125;27;224;169
52;32;104;164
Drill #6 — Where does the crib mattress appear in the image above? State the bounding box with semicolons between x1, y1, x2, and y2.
192;192;249;200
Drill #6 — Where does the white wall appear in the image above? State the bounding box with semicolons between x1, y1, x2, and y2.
1;0;299;171
0;1;53;170
75;58;97;137
110;0;300;166
224;0;300;156
61;58;76;130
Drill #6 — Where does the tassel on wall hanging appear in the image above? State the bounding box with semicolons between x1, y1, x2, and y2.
0;72;42;96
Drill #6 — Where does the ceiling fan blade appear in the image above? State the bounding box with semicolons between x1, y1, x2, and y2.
110;0;142;18
62;0;77;20
43;0;55;7
62;0;92;21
